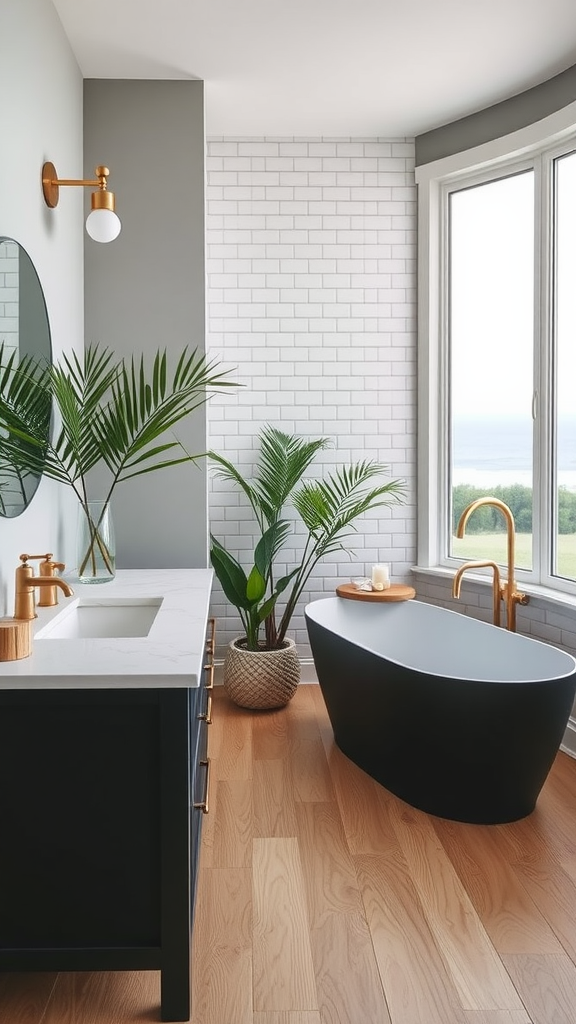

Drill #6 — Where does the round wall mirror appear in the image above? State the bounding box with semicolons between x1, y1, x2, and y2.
0;237;52;517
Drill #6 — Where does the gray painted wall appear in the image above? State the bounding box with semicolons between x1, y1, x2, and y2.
83;80;209;569
416;63;576;166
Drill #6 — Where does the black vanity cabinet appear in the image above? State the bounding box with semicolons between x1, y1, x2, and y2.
0;618;216;1023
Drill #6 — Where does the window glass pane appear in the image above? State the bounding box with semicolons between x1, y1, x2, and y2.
554;152;576;582
449;172;534;568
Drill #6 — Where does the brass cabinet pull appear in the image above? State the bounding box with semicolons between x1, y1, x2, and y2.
204;617;216;689
193;758;211;814
205;617;216;656
198;693;212;726
203;660;215;691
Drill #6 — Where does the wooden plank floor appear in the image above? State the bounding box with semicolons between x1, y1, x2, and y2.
1;683;576;1023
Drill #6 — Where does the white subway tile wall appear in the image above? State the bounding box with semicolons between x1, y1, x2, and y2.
205;138;418;658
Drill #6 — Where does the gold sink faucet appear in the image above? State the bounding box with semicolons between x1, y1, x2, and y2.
14;553;74;621
452;497;529;632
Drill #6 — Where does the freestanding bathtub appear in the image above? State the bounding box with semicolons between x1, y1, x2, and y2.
305;597;576;824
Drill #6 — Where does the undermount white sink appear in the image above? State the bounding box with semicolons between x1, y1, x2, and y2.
35;597;163;639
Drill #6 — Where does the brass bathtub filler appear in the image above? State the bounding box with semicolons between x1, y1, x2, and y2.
14;553;74;620
452;497;529;632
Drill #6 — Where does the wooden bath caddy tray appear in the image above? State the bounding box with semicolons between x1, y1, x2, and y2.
336;583;416;602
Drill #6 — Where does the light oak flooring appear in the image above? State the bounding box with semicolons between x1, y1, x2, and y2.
2;683;576;1023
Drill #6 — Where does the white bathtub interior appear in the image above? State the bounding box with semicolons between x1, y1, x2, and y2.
305;598;575;683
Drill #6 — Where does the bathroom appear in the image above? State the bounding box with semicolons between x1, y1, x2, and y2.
3;1;576;741
2;0;576;1020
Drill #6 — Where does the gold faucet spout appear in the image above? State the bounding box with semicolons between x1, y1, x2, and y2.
35;576;74;597
454;497;528;631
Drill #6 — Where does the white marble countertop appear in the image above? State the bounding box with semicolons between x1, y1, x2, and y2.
0;569;213;689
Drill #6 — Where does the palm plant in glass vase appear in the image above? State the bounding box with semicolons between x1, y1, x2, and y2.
0;343;237;582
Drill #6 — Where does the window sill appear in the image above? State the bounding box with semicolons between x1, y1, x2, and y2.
412;565;576;614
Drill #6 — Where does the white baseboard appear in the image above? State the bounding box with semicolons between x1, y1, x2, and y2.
560;716;576;759
298;658;318;683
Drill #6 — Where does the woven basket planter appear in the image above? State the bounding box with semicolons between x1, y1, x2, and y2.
224;637;301;710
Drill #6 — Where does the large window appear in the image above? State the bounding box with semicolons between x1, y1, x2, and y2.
419;135;576;594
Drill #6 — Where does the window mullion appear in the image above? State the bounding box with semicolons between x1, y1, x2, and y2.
535;151;553;587
439;181;452;565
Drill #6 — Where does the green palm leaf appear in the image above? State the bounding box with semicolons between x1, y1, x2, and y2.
254;520;292;578
253;426;330;523
210;536;252;611
93;348;233;486
208;451;260;521
292;464;405;558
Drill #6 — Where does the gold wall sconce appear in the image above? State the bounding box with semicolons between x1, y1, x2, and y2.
42;161;121;243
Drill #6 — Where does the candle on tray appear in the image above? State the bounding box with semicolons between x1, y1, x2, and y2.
371;563;390;591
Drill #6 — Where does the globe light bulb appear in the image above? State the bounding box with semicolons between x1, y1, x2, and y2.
85;208;122;243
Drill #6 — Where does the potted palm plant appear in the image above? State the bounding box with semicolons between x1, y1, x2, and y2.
0;342;236;581
209;425;405;709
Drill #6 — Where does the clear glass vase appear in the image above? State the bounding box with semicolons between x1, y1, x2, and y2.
77;500;116;584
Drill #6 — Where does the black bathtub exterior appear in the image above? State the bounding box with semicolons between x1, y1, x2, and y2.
305;608;576;824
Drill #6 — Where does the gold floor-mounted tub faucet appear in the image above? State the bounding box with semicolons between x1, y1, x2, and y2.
14;553;74;620
451;497;529;632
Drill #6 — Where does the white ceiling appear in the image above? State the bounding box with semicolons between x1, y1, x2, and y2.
52;0;576;138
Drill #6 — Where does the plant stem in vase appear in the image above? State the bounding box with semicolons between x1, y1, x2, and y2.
77;500;116;583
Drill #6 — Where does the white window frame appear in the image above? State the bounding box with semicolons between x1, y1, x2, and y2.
416;100;576;601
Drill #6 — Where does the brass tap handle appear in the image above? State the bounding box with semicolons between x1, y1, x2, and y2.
39;556;65;576
37;556;67;607
19;552;53;564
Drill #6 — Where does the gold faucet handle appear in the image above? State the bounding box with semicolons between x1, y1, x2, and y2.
37;555;67;608
19;552;53;565
39;556;65;576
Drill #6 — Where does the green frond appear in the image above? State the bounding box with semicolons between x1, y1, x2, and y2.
253;425;331;522
293;466;405;537
208;451;260;519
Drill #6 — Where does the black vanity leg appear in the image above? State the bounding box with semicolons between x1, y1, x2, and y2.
160;963;190;1023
